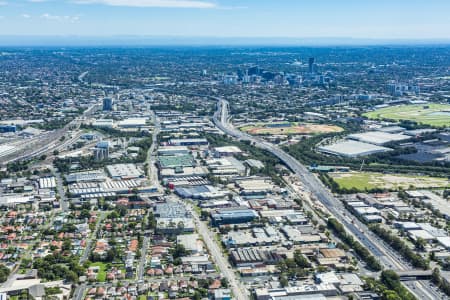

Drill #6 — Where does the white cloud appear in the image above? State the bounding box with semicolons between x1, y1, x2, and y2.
41;13;80;23
0;1;8;6
72;0;216;8
21;14;31;19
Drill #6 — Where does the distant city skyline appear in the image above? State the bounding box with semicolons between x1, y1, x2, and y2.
0;0;449;42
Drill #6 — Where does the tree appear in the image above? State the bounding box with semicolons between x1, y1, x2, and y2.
293;250;310;268
0;264;10;283
221;277;229;288
415;237;427;251
80;209;91;220
62;239;72;251
279;274;289;287
384;290;402;300
200;210;209;220
432;267;442;286
171;244;189;259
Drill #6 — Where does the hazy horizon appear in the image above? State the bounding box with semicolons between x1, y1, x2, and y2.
0;0;449;43
1;35;450;47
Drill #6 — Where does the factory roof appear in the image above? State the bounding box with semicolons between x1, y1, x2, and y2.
117;118;148;127
158;154;195;168
214;146;242;154
318;140;392;157
348;131;410;146
106;163;143;179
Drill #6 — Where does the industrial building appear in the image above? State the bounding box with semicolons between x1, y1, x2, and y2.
158;154;195;169
154;202;191;219
318;140;392;157
174;185;229;200
213;146;243;157
156;217;194;234
157;146;190;156
38;177;56;189
211;207;258;226
92;119;114;128
230;248;282;267
169;138;208;146
160;166;208;179
207;157;246;177
117;118;148;129
65;170;106;183
348;131;410;146
106;164;143;180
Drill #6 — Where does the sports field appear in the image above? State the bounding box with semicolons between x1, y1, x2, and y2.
363;103;450;127
329;171;450;191
240;122;343;135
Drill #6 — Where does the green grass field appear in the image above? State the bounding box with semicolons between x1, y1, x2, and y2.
330;171;450;191
364;103;450;127
90;262;108;282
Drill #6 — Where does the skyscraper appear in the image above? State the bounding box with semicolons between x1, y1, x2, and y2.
102;97;113;111
308;57;315;74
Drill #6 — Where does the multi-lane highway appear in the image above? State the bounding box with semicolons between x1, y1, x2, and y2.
212;98;442;300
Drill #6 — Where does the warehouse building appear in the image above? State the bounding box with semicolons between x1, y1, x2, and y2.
160;166;208;179
38;177;56;189
348;131;410;146
175;185;229;200
154;202;191;218
235;177;275;196
106;164;143;180
318;140;392;157
157;146;190;156
156;217;194;234
211;207;258;226
169;138;209;146
117;118;148;129
230;248;282;267
158;154;195;169
65;170;106;183
254;284;338;299
207;157;246;177
213;146;243;157
92;119;114;128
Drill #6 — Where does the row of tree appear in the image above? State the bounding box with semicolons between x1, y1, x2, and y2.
327;218;382;271
431;267;450;296
369;224;429;270
364;270;417;300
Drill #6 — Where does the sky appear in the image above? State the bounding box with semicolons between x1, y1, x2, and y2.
0;0;449;40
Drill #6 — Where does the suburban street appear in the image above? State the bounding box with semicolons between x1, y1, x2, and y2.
80;212;106;264
185;201;248;300
147;110;161;189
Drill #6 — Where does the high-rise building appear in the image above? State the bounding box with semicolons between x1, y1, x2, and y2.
223;74;239;85
94;141;109;160
102;97;113;111
308;57;315;73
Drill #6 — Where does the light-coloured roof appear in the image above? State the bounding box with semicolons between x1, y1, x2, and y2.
318;140;392;157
